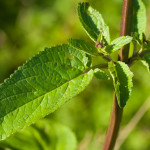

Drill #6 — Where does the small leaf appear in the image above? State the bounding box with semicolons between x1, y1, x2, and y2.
0;119;77;150
139;60;149;72
144;41;150;49
139;53;150;73
105;36;133;53
0;44;94;140
132;0;146;40
94;68;109;80
68;39;98;56
77;2;110;44
109;61;133;107
143;43;150;51
143;53;150;67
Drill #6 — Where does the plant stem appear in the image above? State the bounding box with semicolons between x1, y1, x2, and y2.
91;64;108;70
98;53;112;62
114;97;150;150
102;0;134;150
83;63;108;74
103;95;123;150
119;0;134;63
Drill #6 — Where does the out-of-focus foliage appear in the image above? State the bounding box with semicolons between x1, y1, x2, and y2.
0;0;150;150
0;119;77;150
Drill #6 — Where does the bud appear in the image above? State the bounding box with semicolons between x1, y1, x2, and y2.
95;42;102;48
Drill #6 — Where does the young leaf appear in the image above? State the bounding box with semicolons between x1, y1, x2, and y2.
0;119;77;150
77;2;110;44
132;0;146;40
68;39;98;56
139;60;149;72
144;41;150;49
141;53;150;72
0;44;94;140
143;53;150;64
109;61;133;107
105;36;133;53
94;68;109;80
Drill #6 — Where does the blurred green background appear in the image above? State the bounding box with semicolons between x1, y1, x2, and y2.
0;0;150;149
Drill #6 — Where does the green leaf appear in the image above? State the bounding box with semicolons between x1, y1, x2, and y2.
77;2;110;44
94;68;109;80
0;44;94;140
143;53;150;64
132;0;146;40
105;36;133;53
140;51;150;72
68;39;98;56
143;41;150;50
109;61;133;107
139;60;149;72
0;119;77;150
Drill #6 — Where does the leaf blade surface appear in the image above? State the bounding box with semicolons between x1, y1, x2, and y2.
68;39;98;56
105;36;133;53
132;0;146;40
109;61;133;107
77;2;110;44
0;44;93;140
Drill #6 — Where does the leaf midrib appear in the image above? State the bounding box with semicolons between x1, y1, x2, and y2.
0;69;92;119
